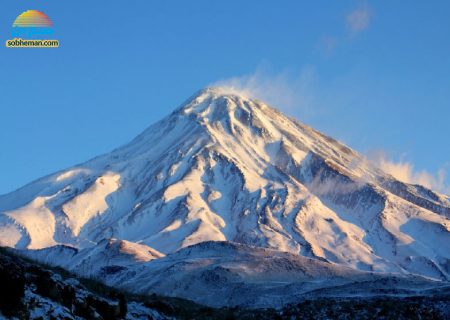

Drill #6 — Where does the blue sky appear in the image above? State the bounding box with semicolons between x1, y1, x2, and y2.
0;1;449;194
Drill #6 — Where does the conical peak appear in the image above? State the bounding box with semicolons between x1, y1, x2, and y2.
123;87;274;159
195;86;254;100
130;87;360;178
178;86;269;120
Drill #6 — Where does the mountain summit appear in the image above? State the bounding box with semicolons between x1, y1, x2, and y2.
0;88;449;306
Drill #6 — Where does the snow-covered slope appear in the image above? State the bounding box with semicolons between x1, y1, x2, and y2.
1;87;449;304
20;241;447;308
22;238;164;277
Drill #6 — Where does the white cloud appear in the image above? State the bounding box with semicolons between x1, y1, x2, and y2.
370;151;450;195
346;4;372;34
318;4;372;55
210;66;318;115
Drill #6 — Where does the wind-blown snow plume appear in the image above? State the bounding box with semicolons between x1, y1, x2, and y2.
370;151;450;195
210;67;317;113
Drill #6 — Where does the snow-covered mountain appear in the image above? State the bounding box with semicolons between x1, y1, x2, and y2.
1;88;449;306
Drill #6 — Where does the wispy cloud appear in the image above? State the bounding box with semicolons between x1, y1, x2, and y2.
210;66;318;115
308;171;365;196
319;3;373;55
318;36;338;55
346;4;372;35
369;151;450;195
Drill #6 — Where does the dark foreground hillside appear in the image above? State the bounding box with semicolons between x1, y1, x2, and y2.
1;247;449;319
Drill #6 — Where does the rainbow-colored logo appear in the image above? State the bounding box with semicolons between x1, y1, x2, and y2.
11;10;55;38
13;10;53;28
6;10;59;48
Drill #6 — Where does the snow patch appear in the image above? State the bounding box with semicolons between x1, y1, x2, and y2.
62;172;120;236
